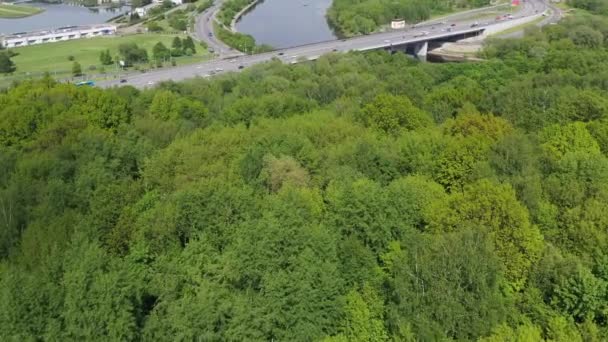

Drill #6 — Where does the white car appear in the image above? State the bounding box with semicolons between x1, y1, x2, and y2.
384;39;391;43
215;67;223;72
147;81;155;86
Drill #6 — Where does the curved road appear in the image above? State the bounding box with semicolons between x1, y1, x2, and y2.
101;0;559;89
194;0;242;58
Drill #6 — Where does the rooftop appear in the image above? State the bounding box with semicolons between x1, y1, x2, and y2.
1;24;116;40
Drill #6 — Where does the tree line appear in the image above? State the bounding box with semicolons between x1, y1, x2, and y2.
328;0;491;36
1;11;608;341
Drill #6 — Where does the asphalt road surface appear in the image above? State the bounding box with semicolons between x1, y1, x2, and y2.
193;0;242;58
101;0;557;89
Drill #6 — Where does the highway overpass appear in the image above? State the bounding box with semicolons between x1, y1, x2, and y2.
99;0;559;89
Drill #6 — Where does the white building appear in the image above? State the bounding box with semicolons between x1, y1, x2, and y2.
152;0;183;4
132;2;160;17
0;24;117;48
391;19;406;30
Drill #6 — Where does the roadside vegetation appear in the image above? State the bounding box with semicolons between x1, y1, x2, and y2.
214;22;273;53
213;0;274;53
217;0;254;27
0;2;43;18
328;0;493;36
0;34;208;85
568;0;608;14
2;8;608;340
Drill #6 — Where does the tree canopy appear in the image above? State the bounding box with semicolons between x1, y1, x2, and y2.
2;11;608;341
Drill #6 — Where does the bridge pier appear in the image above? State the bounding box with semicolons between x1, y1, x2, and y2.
414;41;428;62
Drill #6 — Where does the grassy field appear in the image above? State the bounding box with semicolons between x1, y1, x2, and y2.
0;3;43;18
6;33;209;76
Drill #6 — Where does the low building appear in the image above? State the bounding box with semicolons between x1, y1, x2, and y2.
152;0;183;4
391;18;406;30
0;24;117;48
132;2;161;17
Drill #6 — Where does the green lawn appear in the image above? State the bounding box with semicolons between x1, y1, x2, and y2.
6;33;209;77
0;3;43;18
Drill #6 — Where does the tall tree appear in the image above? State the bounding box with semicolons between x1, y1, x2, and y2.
71;61;82;77
171;37;183;57
152;42;171;61
0;53;16;74
182;36;196;54
99;49;113;65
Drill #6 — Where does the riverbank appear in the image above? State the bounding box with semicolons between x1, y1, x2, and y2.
232;0;338;49
0;3;44;18
229;0;258;32
0;3;128;34
327;0;504;37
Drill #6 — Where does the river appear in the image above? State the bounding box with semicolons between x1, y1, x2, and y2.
235;0;337;49
0;2;129;34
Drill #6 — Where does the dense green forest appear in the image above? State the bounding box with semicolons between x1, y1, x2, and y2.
328;0;491;35
2;10;608;340
568;0;608;15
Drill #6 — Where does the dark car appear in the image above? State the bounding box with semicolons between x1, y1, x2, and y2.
278;52;284;56
120;79;127;83
450;23;456;27
208;32;213;37
238;65;245;69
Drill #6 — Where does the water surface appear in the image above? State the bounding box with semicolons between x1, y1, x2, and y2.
0;2;128;34
235;0;337;49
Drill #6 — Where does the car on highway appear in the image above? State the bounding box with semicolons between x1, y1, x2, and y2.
120;79;127;84
383;39;391;43
147;81;155;86
215;67;223;72
470;22;479;27
422;31;429;36
76;81;95;87
208;32;213;37
332;48;338;52
238;65;245;69
450;23;456;27
278;52;284;56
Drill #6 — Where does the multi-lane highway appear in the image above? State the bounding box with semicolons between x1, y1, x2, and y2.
100;0;559;89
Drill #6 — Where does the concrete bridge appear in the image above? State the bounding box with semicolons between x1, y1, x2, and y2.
99;0;560;88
